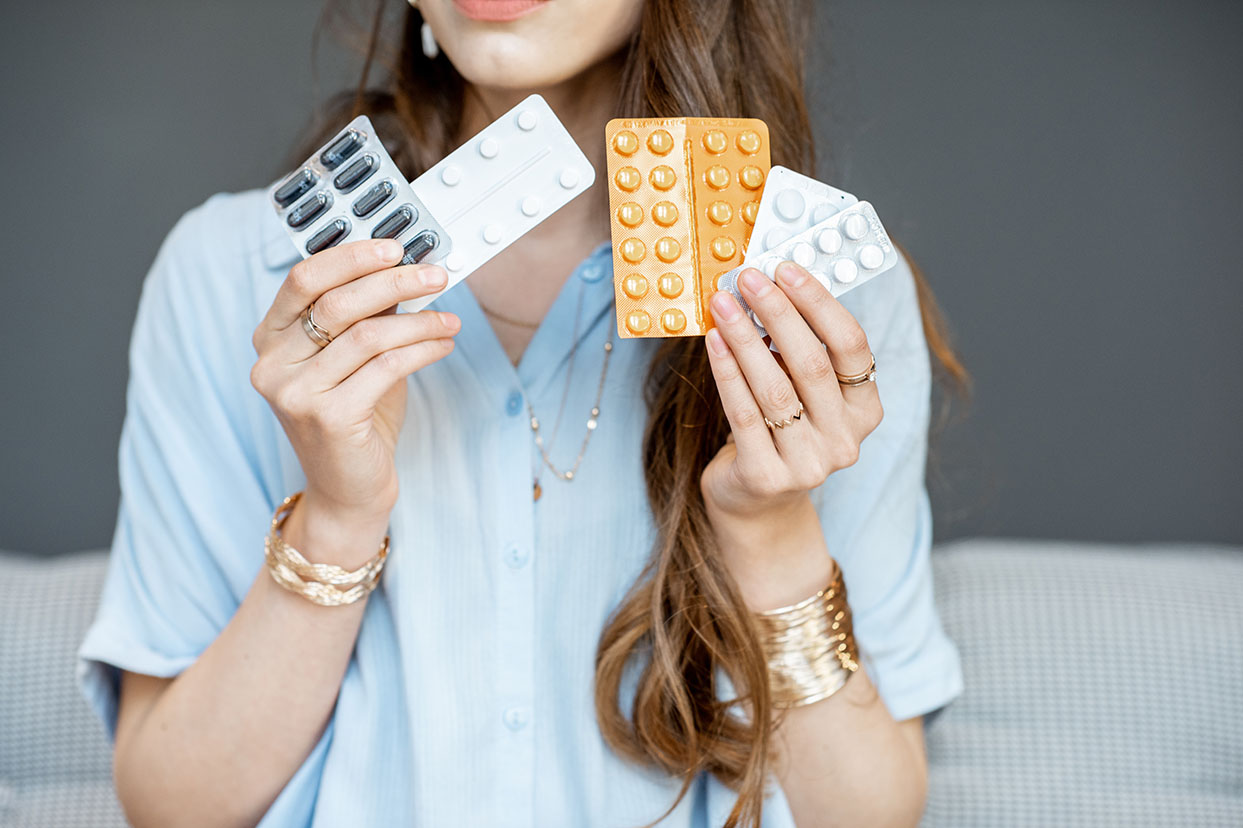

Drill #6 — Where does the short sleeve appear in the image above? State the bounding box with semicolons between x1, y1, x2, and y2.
813;254;963;722
75;193;296;738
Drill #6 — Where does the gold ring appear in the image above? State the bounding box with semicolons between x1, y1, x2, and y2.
836;353;877;387
301;303;333;348
764;400;805;431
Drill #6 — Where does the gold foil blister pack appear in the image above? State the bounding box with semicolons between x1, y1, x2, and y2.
605;118;771;338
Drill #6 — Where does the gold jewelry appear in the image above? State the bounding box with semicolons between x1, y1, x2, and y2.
301;303;333;348
526;278;615;500
754;563;859;708
264;492;388;606
763;400;805;431
529;338;612;492
836;353;877;387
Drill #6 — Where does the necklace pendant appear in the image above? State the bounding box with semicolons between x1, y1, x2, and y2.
533;479;542;501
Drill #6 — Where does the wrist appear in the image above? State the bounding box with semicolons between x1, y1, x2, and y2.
284;490;393;570
706;494;836;612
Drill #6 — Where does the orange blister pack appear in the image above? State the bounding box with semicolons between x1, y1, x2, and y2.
605;117;771;338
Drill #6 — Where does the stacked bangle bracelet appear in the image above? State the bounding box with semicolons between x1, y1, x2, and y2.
754;562;860;708
263;492;389;607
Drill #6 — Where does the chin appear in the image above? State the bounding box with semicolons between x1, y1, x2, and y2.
420;0;643;91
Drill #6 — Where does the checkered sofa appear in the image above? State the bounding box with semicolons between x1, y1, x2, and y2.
2;539;1240;827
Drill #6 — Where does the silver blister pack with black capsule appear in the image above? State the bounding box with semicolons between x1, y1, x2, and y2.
268;115;452;266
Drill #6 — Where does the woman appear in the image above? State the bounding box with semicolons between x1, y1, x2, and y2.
78;0;964;825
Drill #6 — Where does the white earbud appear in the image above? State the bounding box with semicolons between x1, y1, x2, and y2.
422;22;439;59
408;0;439;59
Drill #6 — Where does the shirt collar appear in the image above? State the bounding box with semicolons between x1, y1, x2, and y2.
259;204;301;271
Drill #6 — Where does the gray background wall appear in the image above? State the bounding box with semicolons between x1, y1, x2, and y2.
1;0;1239;554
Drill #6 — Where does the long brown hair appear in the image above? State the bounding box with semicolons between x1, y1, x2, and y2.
312;1;965;824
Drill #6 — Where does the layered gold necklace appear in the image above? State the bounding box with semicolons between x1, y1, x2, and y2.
476;281;615;501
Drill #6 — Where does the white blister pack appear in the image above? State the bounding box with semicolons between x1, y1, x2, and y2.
402;94;596;312
269;115;452;267
746;166;857;257
720;201;898;339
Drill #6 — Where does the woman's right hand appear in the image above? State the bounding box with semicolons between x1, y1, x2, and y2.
249;238;460;540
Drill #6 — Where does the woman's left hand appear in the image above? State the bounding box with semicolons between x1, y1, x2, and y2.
700;260;882;601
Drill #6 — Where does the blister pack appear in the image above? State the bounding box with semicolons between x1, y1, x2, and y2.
605;117;771;339
269;115;452;267
746;166;858;256
719;201;898;338
270;95;594;313
402;94;596;312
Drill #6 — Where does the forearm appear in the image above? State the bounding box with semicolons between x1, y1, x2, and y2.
708;496;928;827
113;501;386;828
773;676;927;827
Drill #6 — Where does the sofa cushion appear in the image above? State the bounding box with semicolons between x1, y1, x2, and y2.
0;550;127;828
4;542;1241;827
923;538;1243;827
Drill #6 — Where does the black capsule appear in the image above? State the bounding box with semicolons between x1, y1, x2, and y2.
306;218;351;255
370;205;418;239
287;191;332;229
274;168;317;207
320;129;364;170
333;154;377;192
353;180;395;218
401;230;440;265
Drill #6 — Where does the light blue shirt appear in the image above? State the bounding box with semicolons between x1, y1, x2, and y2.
78;189;962;827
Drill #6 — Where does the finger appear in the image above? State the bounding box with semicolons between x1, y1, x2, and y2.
708;290;804;429
334;337;456;411
309;263;448;339
774;261;879;405
704;328;779;460
308;310;461;389
734;265;842;416
263;238;404;331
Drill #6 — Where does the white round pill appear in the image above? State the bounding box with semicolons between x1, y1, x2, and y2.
815;227;842;254
764;227;792;250
517;109;538;131
843;213;868;240
858;243;885;270
832;258;859;283
811;203;841;225
791;241;816;268
479;138;499;159
441;165;462;186
559;168;580;189
774;188;805;221
483;224;502;244
445;253;464;272
520;196;541;217
761;256;781;278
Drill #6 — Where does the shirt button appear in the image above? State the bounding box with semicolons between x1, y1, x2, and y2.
502;706;530;731
504;544;530;569
505;390;523;416
578;264;606;283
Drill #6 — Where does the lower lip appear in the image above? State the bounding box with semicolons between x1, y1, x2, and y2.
452;0;547;22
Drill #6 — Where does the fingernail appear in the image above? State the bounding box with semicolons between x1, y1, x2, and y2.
375;239;403;261
420;266;447;288
711;291;741;322
706;328;729;356
776;261;807;288
439;312;460;331
741;268;772;297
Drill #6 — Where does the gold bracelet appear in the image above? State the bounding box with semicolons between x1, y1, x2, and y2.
754;562;859;708
263;492;389;607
